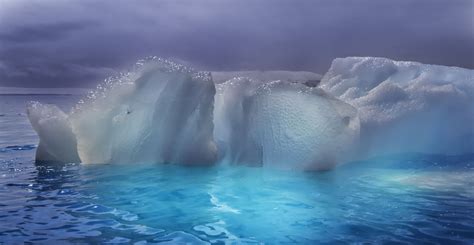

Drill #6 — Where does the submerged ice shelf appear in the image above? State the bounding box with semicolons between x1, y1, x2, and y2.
27;57;474;170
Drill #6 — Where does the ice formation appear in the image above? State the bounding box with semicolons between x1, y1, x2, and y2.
26;58;358;169
214;78;359;170
27;56;473;169
320;57;474;156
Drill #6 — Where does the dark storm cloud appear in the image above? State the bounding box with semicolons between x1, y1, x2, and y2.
0;0;472;88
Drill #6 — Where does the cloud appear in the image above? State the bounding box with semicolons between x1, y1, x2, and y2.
0;0;472;88
0;21;95;43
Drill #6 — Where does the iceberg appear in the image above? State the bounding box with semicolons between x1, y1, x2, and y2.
320;57;474;156
27;57;358;170
27;56;472;169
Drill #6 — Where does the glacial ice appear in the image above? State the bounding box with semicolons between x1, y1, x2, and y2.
26;56;473;169
26;58;358;169
214;78;359;170
320;57;474;156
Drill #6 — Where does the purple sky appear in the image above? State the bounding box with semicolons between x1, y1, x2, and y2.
0;0;473;88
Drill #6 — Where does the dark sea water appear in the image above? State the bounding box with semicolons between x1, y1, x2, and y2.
1;95;473;244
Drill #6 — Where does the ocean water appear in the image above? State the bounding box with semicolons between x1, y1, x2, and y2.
1;95;473;244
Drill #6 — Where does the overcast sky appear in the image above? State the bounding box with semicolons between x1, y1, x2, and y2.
0;0;473;88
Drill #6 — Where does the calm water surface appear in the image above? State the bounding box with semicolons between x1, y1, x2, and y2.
1;95;473;244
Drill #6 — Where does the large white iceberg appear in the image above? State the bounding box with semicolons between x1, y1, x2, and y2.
27;56;473;169
27;57;358;170
320;57;474;156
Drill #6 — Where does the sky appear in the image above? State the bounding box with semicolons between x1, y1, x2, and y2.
0;0;473;88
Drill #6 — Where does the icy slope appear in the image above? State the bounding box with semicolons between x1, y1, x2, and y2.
320;57;474;155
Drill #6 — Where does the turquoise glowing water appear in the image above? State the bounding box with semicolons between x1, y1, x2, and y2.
1;95;473;244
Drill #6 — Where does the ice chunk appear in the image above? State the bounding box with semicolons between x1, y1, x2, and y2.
26;102;80;163
70;57;217;164
320;57;474;156
215;78;360;170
